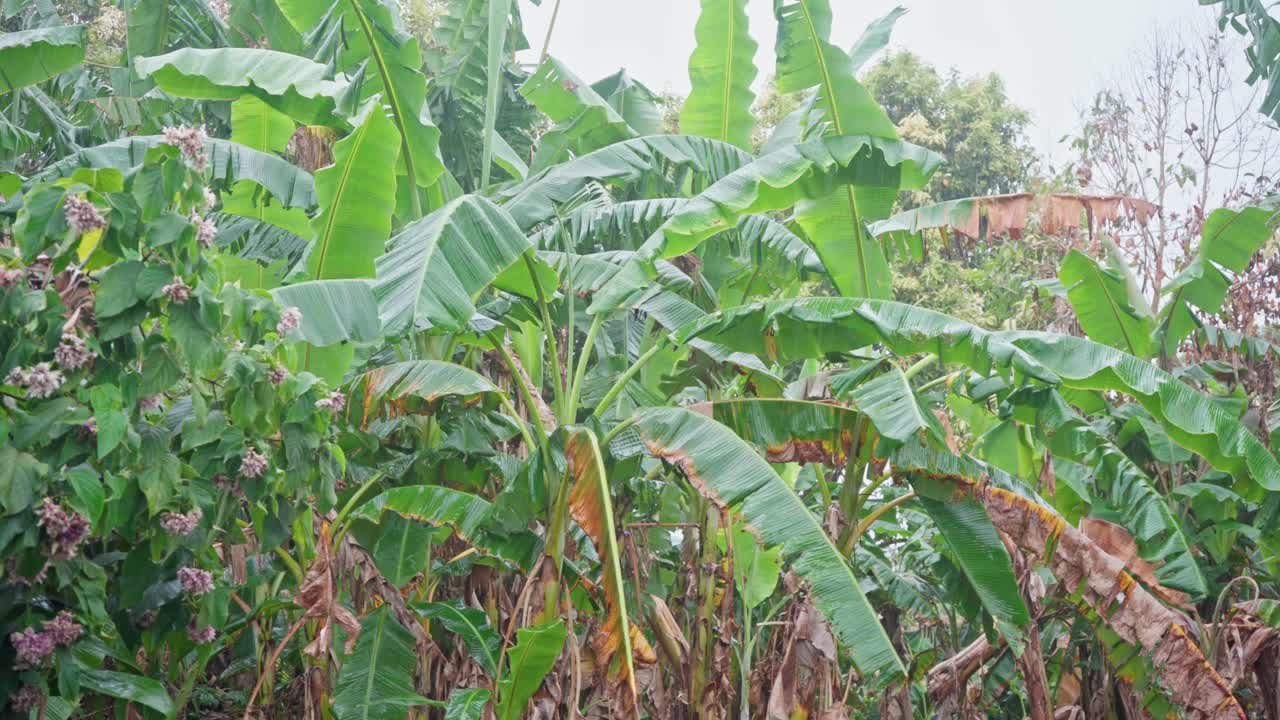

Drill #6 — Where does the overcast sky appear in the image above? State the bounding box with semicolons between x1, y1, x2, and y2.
515;0;1223;164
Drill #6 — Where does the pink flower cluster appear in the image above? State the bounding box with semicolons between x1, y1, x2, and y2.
187;619;217;644
178;566;214;596
240;448;269;479
315;390;346;414
139;394;165;413
267;365;289;386
189;211;217;248
36;499;90;561
202;186;217;209
54;333;95;370
9;685;42;712
160;508;203;537
162;276;190;303
162;125;208;171
8;612;82;669
6;363;64;398
276;306;302;336
63;195;106;234
0;267;24;289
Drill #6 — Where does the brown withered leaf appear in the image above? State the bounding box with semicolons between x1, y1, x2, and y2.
566;430;639;717
296;533;360;657
1079;518;1189;606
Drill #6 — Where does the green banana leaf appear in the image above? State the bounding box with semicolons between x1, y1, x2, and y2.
680;0;758;150
632;406;906;685
0;25;86;95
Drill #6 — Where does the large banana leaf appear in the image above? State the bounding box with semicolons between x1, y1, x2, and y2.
521;58;637;170
530;198;685;251
304;103;400;280
417;602;501;676
333;605;429;720
270;280;381;345
632;406;906;684
347;360;500;426
1059;245;1155;357
893;444;1245;720
352;485;541;571
230;96;295;153
677;297;1280;491
845;367;945;452
681;0;757;150
1158;206;1274;353
589;134;941;312
124;0;168;60
34;136;316;209
134;47;354;126
633;289;776;378
373;195;533;336
591;71;663;136
565;429;637;706
773;0;903;299
0;26;86;95
703;398;1030;644
347;0;445;190
481;0;513;186
498;135;755;229
1014;387;1208;598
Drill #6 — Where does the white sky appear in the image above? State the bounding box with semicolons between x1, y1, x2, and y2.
516;0;1221;164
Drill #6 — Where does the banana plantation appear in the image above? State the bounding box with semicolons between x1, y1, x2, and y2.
2;0;1280;718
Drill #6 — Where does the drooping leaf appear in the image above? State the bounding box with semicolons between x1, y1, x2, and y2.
591;70;664;136
352;485;541;571
481;0;513;186
565;429;637;707
892;444;1245;720
845;367;945;453
496;620;567;720
498;135;754;229
373;195;534;336
350;513;437;588
417;602;501;677
333;606;429;720
589;135;941;312
521;58;638;170
34;136;317;209
680;0;757;150
443;688;492;720
633;406;906;684
678;297;1280;491
134;47;354;126
348;360;501;426
0;26;87;95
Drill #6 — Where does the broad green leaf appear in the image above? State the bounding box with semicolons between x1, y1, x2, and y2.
847;6;908;71
351;513;436;588
270;280;381;346
333;606;429;720
681;0;758;150
304;103;401;280
0;445;46;515
565;429;636;700
417;602;501;677
1060;246;1154;357
0;26;86;95
773;0;901;299
134;47;354;126
230;96;295;153
496;620;567;720
589;135;941;312
633;406;905;684
1159;206;1273;352
353;486;541;571
499;135;754;229
347;0;445;190
124;0;168;60
727;525;782;611
78;669;173;716
678;298;1280;491
350;360;499;413
373;195;533;336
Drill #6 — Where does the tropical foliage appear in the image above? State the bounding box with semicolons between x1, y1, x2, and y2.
0;1;1277;719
